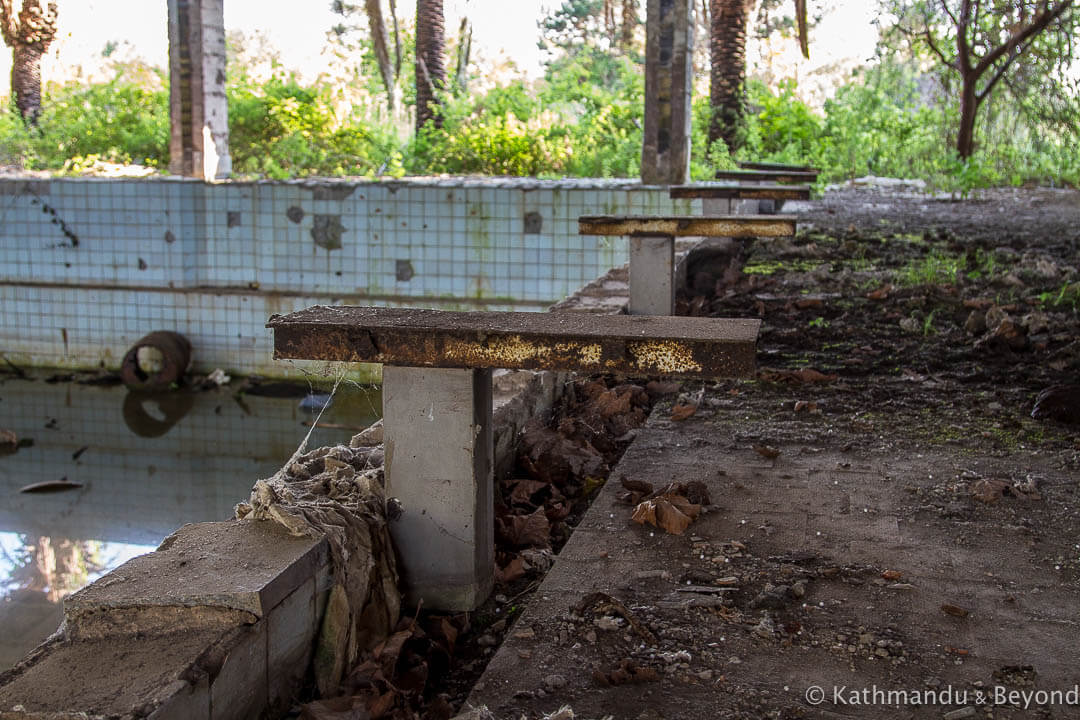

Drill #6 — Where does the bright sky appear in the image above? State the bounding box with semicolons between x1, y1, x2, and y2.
0;0;880;100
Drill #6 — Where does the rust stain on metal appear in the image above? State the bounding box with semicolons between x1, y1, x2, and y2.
713;168;818;184
669;185;811;201
267;306;759;379
579;215;795;239
627;340;703;374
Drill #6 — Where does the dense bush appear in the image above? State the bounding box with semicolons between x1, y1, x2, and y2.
1;49;1076;190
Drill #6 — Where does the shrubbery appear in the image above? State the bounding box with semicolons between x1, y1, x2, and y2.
1;50;1076;190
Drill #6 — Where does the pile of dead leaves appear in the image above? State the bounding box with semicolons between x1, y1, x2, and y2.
619;477;711;536
495;378;658;584
301;613;469;720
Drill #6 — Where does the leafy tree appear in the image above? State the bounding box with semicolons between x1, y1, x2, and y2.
0;0;58;124
330;0;403;110
707;0;809;153
882;0;1078;158
539;0;641;57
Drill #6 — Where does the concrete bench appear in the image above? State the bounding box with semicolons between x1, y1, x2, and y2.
670;183;812;215
715;166;819;213
578;215;796;315
267;306;760;610
713;168;818;184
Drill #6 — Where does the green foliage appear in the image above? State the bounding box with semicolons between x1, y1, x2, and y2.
1;30;1077;189
0;61;169;170
407;45;643;177
228;71;398;179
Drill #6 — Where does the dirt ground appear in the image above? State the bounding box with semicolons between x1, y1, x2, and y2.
460;185;1080;719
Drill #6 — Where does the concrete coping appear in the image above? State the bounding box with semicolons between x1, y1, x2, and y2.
65;520;328;629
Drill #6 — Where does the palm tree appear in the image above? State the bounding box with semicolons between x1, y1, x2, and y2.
0;0;59;125
707;0;807;153
415;0;446;130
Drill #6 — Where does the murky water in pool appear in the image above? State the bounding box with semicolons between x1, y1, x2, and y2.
0;374;380;670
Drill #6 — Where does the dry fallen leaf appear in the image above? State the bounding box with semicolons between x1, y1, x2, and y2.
754;445;781;460
866;284;894;301
670;403;698;421
941;603;970;618
632;493;702;535
971;478;1008;504
496;506;551;549
881;570;903;581
495;554;526;584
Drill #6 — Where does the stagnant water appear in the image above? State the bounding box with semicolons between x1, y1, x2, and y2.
0;374;380;671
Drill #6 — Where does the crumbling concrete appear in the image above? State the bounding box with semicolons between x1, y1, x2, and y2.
0;521;328;719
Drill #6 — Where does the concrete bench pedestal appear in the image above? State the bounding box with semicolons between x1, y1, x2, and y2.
579;215;797;316
383;366;494;610
268;306;760;611
629;235;676;315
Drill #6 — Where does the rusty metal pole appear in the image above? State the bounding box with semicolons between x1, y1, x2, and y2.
167;0;231;180
641;0;693;186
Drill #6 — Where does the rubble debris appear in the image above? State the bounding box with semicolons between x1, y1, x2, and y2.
592;659;659;686
0;428;17;456
573;592;657;645
238;441;399;695
1031;384;1080;424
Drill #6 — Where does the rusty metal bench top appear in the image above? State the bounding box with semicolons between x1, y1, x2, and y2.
669;184;811;201
714;168;818;183
268;306;760;378
738;161;819;174
579;215;796;238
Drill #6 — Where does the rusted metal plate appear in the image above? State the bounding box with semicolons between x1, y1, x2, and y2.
268;307;759;379
579;215;796;238
670;184;811;201
713;168;818;184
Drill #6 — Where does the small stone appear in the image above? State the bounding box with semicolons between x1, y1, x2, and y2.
943;708;976;720
752;615;776;639
728;656;742;664
697;669;713;680
495;594;508;603
512;628;536;640
594;616;621;631
477;634;497;647
584;630;597;644
543;674;568;690
875;648;890;658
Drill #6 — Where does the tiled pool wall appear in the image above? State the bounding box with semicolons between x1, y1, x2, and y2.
1;177;698;375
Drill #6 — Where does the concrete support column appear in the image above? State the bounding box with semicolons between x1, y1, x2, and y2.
703;198;735;216
168;0;231;181
629;234;675;315
382;366;494;611
642;0;694;185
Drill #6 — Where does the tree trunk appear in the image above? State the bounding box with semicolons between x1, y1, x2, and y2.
12;43;44;124
708;0;752;153
620;0;638;51
956;73;978;159
365;0;397;111
415;0;446;131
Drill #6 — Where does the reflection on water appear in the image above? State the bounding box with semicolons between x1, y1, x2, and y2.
0;375;381;670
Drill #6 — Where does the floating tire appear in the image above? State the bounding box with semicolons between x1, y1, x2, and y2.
120;331;192;391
